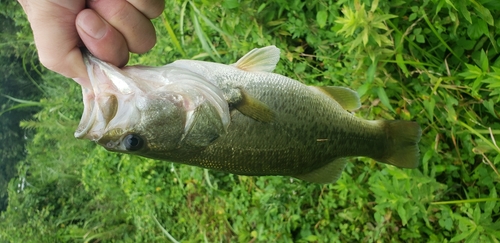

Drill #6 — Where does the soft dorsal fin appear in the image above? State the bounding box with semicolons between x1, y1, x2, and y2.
233;89;275;123
232;46;280;72
294;158;347;184
311;86;361;111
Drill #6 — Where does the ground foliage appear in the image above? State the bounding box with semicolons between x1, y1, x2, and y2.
0;0;43;212
1;0;500;242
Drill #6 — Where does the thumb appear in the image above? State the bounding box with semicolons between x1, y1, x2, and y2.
76;9;129;68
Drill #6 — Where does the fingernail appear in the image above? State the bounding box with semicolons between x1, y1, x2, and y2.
77;12;106;39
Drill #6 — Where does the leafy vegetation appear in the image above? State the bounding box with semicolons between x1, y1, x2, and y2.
0;0;43;212
1;0;499;242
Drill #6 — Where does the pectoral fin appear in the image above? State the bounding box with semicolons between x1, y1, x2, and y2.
311;86;361;111
233;89;275;123
232;46;280;72
294;158;347;184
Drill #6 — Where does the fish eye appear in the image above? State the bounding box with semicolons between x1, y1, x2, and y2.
123;134;144;151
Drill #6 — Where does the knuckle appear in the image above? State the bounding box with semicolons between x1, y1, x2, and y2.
38;52;75;78
38;54;62;72
147;1;165;18
132;36;156;54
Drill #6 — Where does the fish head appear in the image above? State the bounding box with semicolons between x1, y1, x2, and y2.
75;51;229;156
89;90;188;154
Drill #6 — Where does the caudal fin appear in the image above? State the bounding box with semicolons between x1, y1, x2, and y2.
380;120;422;168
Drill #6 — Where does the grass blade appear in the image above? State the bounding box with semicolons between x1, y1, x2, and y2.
152;215;180;243
161;12;186;57
190;8;220;61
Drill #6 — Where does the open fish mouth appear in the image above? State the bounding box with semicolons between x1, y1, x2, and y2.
74;87;120;141
74;51;139;141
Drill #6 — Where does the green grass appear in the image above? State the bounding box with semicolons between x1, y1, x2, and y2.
1;0;499;242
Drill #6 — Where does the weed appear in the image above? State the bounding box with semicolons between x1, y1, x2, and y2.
1;0;499;242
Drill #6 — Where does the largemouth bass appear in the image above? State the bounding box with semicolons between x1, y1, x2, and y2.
75;46;421;183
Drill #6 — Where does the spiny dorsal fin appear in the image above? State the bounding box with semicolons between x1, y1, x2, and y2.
232;46;280;72
311;86;361;111
294;158;347;184
234;89;275;122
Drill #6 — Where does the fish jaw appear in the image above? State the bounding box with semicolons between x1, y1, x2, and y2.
74;51;148;141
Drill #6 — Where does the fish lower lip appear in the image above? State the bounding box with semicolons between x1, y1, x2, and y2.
74;87;95;139
75;108;96;139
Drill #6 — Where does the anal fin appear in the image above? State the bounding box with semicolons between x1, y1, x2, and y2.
294;158;347;184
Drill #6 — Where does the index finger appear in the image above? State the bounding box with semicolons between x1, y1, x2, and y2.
18;0;88;80
127;0;165;19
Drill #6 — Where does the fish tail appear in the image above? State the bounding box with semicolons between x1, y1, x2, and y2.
379;120;422;168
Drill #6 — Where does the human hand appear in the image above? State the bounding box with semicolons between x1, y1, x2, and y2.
18;0;165;86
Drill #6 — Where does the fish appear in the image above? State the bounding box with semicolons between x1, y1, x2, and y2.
75;45;421;184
